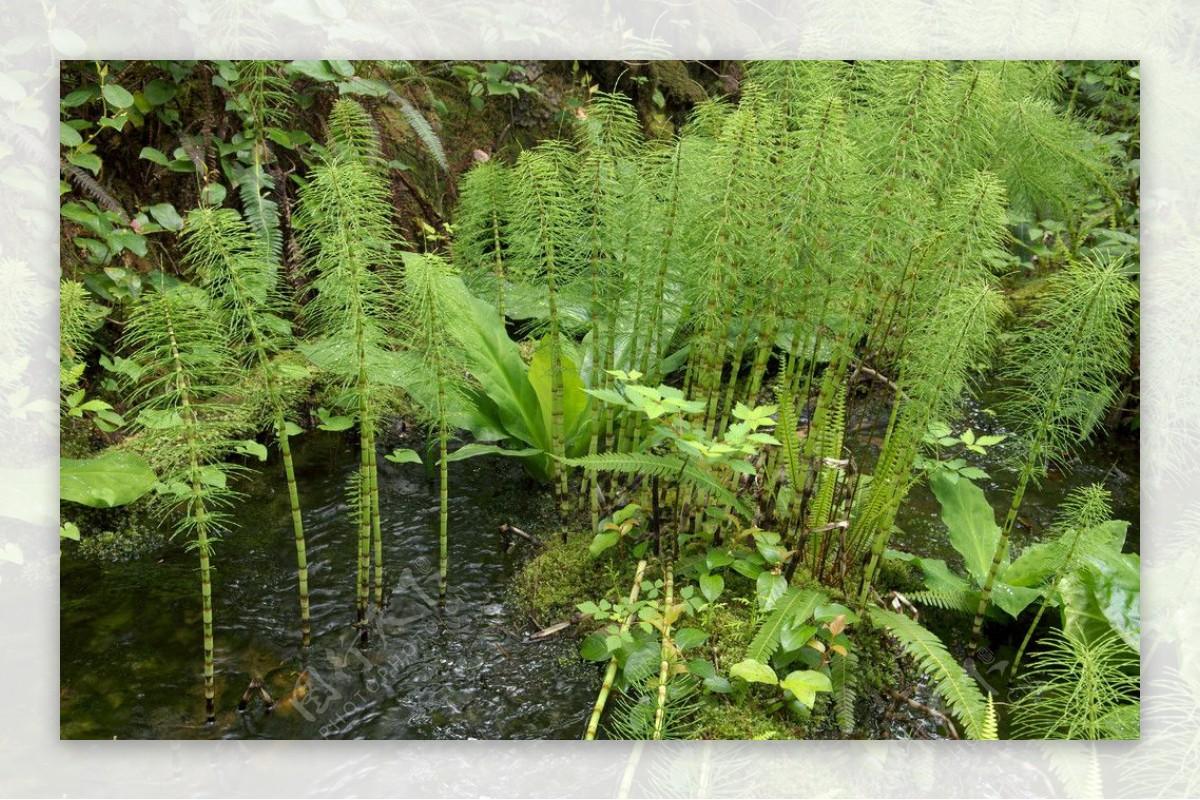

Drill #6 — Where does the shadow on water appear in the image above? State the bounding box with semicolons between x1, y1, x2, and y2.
60;431;597;740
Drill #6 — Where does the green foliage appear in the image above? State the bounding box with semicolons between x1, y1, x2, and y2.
122;282;241;721
970;254;1137;644
1010;629;1139;739
59;279;106;392
919;474;1043;618
745;587;827;663
60;452;157;509
998;255;1139;476
294;97;405;619
868;607;991;740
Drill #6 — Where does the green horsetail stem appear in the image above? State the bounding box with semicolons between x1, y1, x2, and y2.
652;561;675;740
584;559;648;740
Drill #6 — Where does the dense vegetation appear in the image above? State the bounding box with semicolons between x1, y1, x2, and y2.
59;59;1139;739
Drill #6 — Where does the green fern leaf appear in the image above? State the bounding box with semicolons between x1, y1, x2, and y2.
745;587;826;663
392;93;448;171
832;651;857;735
981;694;1000;740
868;606;990;739
565;451;752;520
236;165;282;259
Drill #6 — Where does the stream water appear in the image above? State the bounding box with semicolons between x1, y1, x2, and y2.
60;393;1138;740
60;431;597;740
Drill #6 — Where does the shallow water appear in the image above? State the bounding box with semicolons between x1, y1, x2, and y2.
60;390;1139;740
60;431;597;740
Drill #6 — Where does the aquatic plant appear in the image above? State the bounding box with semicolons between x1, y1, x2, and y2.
396;251;472;601
1010;629;1139;739
179;205;314;645
969;255;1138;649
122;283;240;722
295;98;405;625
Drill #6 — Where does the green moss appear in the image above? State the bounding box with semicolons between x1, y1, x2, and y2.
510;529;611;625
693;694;808;740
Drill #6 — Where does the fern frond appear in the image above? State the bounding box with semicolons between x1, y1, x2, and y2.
745;587;826;663
235;164;282;260
392;92;448;171
868;606;990;739
565;452;751;520
908;589;979;614
981;694;1000;740
832;651;858;735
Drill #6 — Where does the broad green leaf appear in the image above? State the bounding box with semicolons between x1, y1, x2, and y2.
580;632;610;661
780;669;832;708
315;408;354;431
148;203;183;231
780;622;817;654
756;572;788;610
674;628;708;651
67;151;101;175
685;657;715;678
101;84;134;108
236;440;269;461
588;530;619;557
138;408;183;429
704;676;733;693
107;231;147;257
453;287;549;471
698;572;724;603
989;581;1044;618
1083;551;1140;652
201;183;227;205
584;387;627;407
61;452;156;508
930;473;1002;586
915;557;973;593
143;79;177;105
384;448;423;465
705;550;734;570
814;603;859;625
139;146;170;166
289;60;339;82
443;443;541;463
198;466;227;488
730;658;778;685
60;121;82;147
60;522;81;541
528;337;591;455
623;641;661;683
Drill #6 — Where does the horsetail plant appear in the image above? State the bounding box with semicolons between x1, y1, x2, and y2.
295;98;405;627
397;251;472;602
969;255;1138;650
123;283;240;723
508;142;580;519
179;206;314;646
1010;484;1118;676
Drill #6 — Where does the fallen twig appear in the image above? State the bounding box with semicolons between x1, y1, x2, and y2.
500;523;544;550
